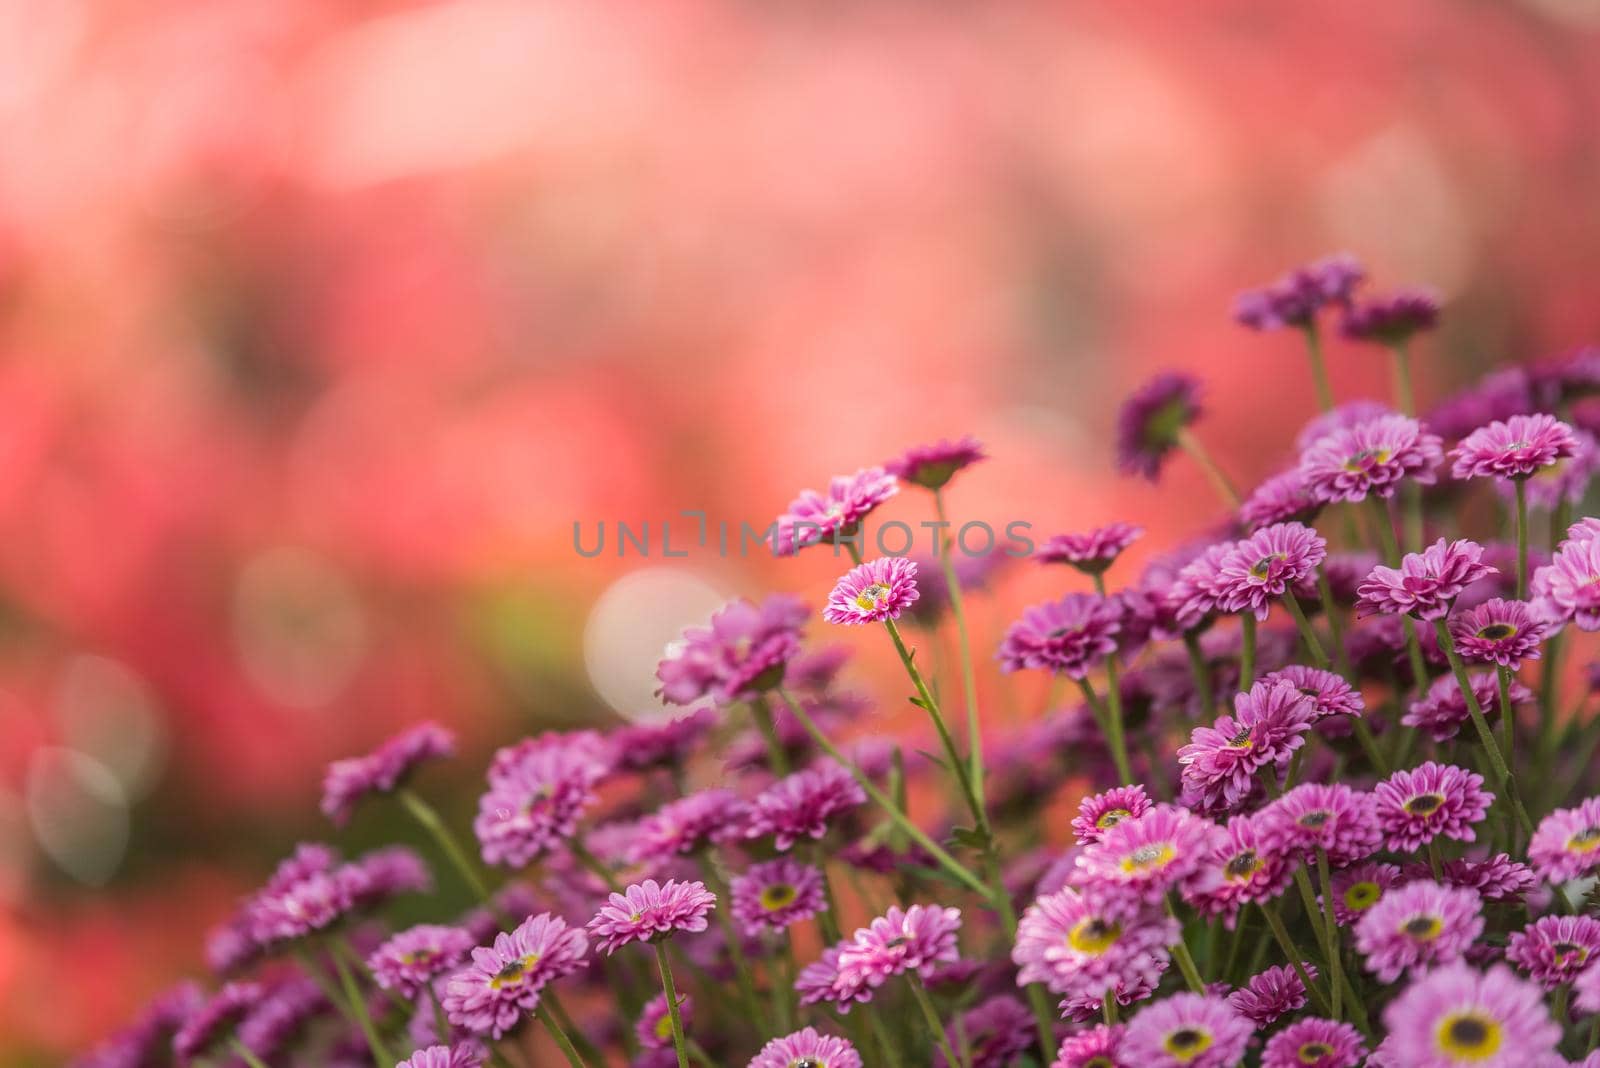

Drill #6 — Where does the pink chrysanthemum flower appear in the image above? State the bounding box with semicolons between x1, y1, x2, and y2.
1354;880;1484;983
1529;796;1600;885
1502;428;1600;510
1177;681;1313;811
1038;523;1146;575
729;858;826;936
1073;806;1224;915
1072;785;1154;846
1234;253;1365;331
1532;532;1600;631
997;593;1123;678
885;436;986;491
1258;665;1365;721
1239;469;1322;532
1012;886;1177;1000
321;722;456;826
76;982;204;1068
1433;854;1538;904
1373;762;1493;853
1258;783;1381;865
656;594;808;704
1120;993;1253;1068
835;904;961;992
1451;413;1579;482
630;788;750;864
635;992;691;1051
1404;671;1531;743
369;924;475;999
937;995;1034;1068
587;879;717;955
1505;914;1600;990
473;743;605;868
1357;538;1496;620
1051;1024;1126;1068
396;1046;486;1068
772;466;899;555
1341;288;1441;344
1162;542;1232;633
1185;815;1293;928
1379;963;1561;1067
608;708;718;773
1115;372;1203;481
173;982;261;1065
1450;598;1547;668
1058;972;1164;1023
1298;414;1443;503
795;945;871;1014
1228;962;1316;1026
745;761;866;852
1213;522;1327;620
1327;861;1402;925
1296;399;1395;452
823;556;920;625
1260;1018;1365;1068
748;1027;863;1068
441;914;588;1039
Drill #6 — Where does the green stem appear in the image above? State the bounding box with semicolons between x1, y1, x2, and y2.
1497;665;1517;794
545;993;606;1068
908;973;967;1068
1077;678;1133;785
1176;427;1242;507
1183;632;1217;722
1282;593;1329;669
1434;620;1532;838
230;1039;271;1068
399;788;497;908
883;617;984;828
329;943;393;1066
697;856;766;1030
1388;339;1416;416
1316;850;1345;1020
749;696;790;776
934;488;986;809
1514;479;1530;600
1302;323;1334;411
568;836;622;893
1240;614;1257;689
1259;903;1332;1016
1103;989;1119;1025
653;942;691;1068
535;1001;590;1068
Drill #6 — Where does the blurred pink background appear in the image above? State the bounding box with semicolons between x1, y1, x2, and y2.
2;0;1599;1060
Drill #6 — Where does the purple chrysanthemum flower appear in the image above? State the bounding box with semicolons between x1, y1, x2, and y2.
1260;1017;1365;1068
748;1027;863;1068
370;924;475;999
1058;972;1165;1024
1163;542;1233;633
1341;287;1441;344
1374;762;1493;853
1258;665;1365;721
1357;538;1496;620
937;995;1034;1068
608;708;718;772
772;466;899;555
1354;880;1484;983
75;982;203;1068
1432;854;1538;904
1529;796;1600;885
233;978;327;1065
1051;1024;1126;1068
441;913;588;1039
244;845;426;949
1502;428;1600;510
321;722;456;826
997;593;1123;678
473;742;606;868
1532;532;1600;631
1451;413;1580;482
1115;372;1203;481
1072;785;1154;846
1234;253;1365;330
587;879;717;954
835;904;961;992
1073;806;1224;914
1298;414;1443;503
746;761;865;851
630;788;750;864
823;556;920;625
1450;598;1547;668
1121;993;1253;1068
1038;523;1146;575
1185;815;1293;928
1505;914;1600;990
172;982;261;1065
730;858;827;936
1296;400;1395;452
1258;783;1381;865
1228;962;1316;1026
1238;469;1322;531
656;594;808;704
1404;671;1531;743
635;992;691;1051
795;945;871;1014
1379;963;1561;1067
886;436;986;491
1213;522;1326;620
1327;861;1402;925
1178;681;1313;811
396;1045;486;1068
1012;886;1177;1000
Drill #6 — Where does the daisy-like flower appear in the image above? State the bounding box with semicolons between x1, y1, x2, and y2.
1357;538;1496;620
1258;783;1382;865
233;979;328;1065
772;466;899;555
1051;1024;1126;1068
1228;962;1316;1026
823;556;920;625
1012;886;1177;1000
1177;681;1313;811
630;788;750;863
587;879;717;957
656;594;808;704
1532;533;1600;631
608;708;718;773
1038;523;1146;575
729;858;827;936
1234;253;1365;330
1341;288;1441;344
1116;372;1203;481
1327;861;1403;925
1164;543;1233;633
1354;880;1484;983
1260;1018;1365;1068
636;992;692;1051
1072;785;1154;845
173;982;261;1065
1073;806;1224;914
1505;914;1600;990
1185;815;1293;928
1503;428;1599;510
1296;399;1395;452
246;845;427;948
1450;598;1547;668
320;722;456;826
997;592;1123;678
1373;762;1493;853
473;743;606;868
441;914;588;1039
835;904;961;992
886;435;986;490
369;924;475;999
938;995;1034;1068
1213;522;1327;620
396;1046;486;1068
1379;963;1561;1067
795;945;871;1014
1404;671;1531;743
1120;992;1254;1068
1238;469;1322;531
1258;665;1365;721
748;1027;863;1068
1451;413;1580;482
1529;796;1600;884
1298;414;1443;504
1433;854;1538;904
76;983;203;1068
745;761;866;852
1059;973;1165;1024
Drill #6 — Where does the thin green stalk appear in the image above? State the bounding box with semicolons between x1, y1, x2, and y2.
1316;568;1349;675
1183;632;1217;722
1102;654;1132;787
547;991;608;1067
1282;593;1329;668
883;617;984;825
934;487;985;808
908;973;966;1068
329;943;393;1066
1515;479;1530;599
568;836;622;893
1077;678;1133;785
1240;614;1257;689
1497;665;1517;787
230;1039;271;1068
1388;339;1416;416
1433;620;1534;840
399;789;496;908
697;856;766;1030
1259;903;1332;1016
654;942;691;1068
866;1007;905;1068
1302;323;1334;411
749;696;790;775
1103;989;1119;1025
1176;427;1242;507
1351;717;1390;775
535;1001;590;1068
1316;850;1345;1021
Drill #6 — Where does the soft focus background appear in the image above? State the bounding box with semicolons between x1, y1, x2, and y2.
3;0;1599;1061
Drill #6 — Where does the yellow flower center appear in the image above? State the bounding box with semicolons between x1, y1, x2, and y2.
1224;850;1263;881
1162;1027;1214;1062
760;883;798;911
1554;941;1589;966
854;583;890;611
1067;916;1122;955
1435;1012;1502;1060
1096;808;1132;830
1121;842;1175;873
1402;914;1443;941
1297;1042;1334;1064
1404;793;1446;816
1343;881;1381;912
1477;622;1516;641
490;954;540;989
1567;826;1600;854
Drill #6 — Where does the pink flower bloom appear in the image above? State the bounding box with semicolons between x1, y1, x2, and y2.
772;467;899;555
1071;785;1153;846
1051;1024;1126;1068
936;995;1034;1068
1120;993;1253;1068
745;761;865;851
1235;253;1365;330
729;858;826;937
748;1027;862;1068
1532;533;1600;631
1404;671;1531;743
1430;854;1538;904
1260;1017;1365;1068
1057;973;1164;1023
1379;963;1561;1067
1164;543;1233;632
635;992;691;1051
1011;886;1176;1000
1529;796;1600;884
173;983;261;1065
1185;815;1293;928
1116;372;1203;481
1299;414;1443;504
473;742;605;868
823;556;920;625
608;708;718;772
1451;413;1579;481
1373;762;1493;852
1258;783;1381;865
441;914;589;1038
795;944;871;1014
1354;880;1484;983
1258;665;1365;721
997;593;1123;678
1341;288;1440;344
629;788;749;864
1450;598;1547;667
1326;861;1402;925
1295;400;1395;452
1213;522;1327;620
656;594;808;704
1239;469;1322;532
1505;914;1600;990
396;1046;485;1068
321;722;456;826
1499;428;1599;510
835;904;961;991
1228;962;1316;1026
885;436;986;491
1357;538;1496;620
1038;523;1146;575
1177;681;1313;811
587;879;717;954
1073;806;1224;915
369;924;475;999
